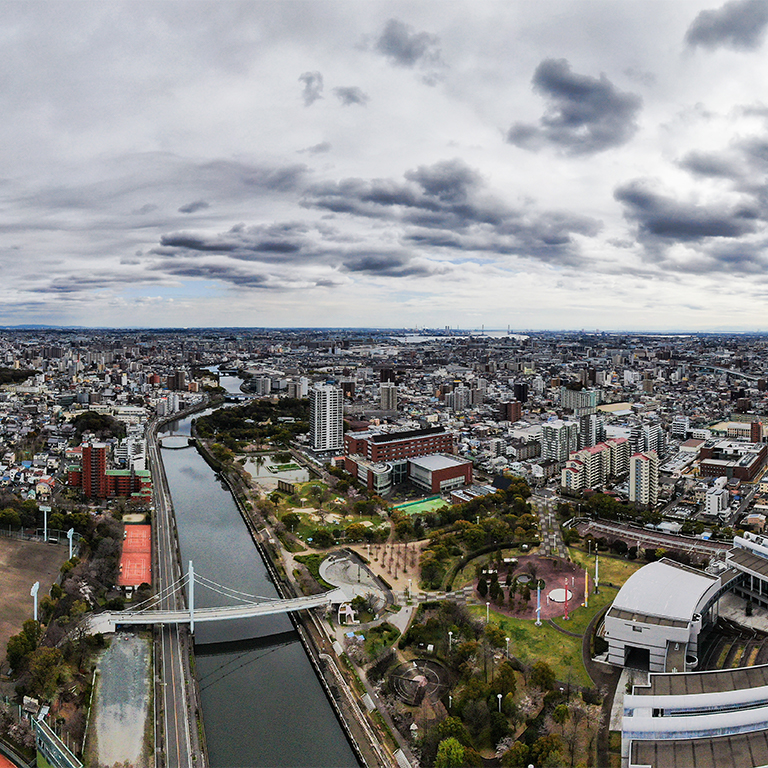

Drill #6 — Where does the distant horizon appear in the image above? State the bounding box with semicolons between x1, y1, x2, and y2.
2;324;768;336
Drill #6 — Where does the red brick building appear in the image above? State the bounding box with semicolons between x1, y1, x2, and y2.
344;425;453;462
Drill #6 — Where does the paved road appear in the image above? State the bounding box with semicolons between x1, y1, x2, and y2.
148;418;200;768
531;494;569;559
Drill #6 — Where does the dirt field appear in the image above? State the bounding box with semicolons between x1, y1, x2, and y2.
87;631;152;768
0;536;72;668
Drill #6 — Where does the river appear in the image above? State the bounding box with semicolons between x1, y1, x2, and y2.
158;408;358;767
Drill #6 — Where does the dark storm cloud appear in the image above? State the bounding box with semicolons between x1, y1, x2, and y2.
178;200;210;214
159;234;238;253
153;260;273;288
179;200;211;213
298;141;332;154
302;158;600;266
404;159;482;202
341;253;447;277
158;223;308;262
678;150;745;179
614;178;760;241
507;59;642;155
333;87;370;106
685;0;768;50
299;71;324;106
375;19;441;68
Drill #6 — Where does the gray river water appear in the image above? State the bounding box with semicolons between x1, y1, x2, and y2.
159;408;358;768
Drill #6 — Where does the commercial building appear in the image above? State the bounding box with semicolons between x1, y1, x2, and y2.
559;386;601;416
69;442;152;500
561;438;629;492
604;558;728;673
407;454;473;494
623;665;768;768
344;426;453;463
699;439;767;482
343;425;462;495
309;384;344;452
82;442;108;498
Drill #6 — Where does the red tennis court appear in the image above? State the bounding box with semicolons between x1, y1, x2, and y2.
118;524;151;587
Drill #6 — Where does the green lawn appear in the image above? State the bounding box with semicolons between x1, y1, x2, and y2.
550;584;619;634
464;549;643;688
469;605;592;688
568;546;643;588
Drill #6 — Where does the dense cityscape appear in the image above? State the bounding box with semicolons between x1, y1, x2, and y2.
1;327;768;767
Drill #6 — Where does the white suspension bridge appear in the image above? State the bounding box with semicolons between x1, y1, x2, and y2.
87;562;349;635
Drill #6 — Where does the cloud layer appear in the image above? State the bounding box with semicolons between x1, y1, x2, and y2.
0;2;767;330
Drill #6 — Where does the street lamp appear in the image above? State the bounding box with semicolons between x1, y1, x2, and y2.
448;630;453;651
486;601;490;624
30;581;39;622
497;693;502;712
505;636;510;659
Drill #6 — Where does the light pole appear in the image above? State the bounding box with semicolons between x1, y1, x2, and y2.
505;636;510;659
31;581;39;622
486;601;490;624
448;630;453;652
67;528;74;560
497;693;502;712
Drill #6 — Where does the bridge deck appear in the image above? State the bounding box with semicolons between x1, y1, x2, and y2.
87;588;347;633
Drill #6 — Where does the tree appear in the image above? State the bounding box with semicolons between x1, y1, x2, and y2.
435;737;465;768
501;741;530;767
6;620;40;671
282;512;300;532
311;529;334;548
345;523;367;542
531;734;565;766
436;716;472;747
477;577;488;598
28;647;64;700
489;711;509;745
529;660;555;691
553;703;569;735
0;507;20;527
491;661;517;698
462;698;490;737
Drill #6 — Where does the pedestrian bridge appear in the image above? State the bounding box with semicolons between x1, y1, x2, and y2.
86;563;351;635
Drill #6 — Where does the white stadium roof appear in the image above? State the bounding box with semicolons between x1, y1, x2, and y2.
612;559;718;623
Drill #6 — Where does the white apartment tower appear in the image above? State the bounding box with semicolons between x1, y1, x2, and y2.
542;420;579;464
629;451;659;507
310;384;344;452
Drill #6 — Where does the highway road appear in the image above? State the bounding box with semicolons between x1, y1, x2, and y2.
147;418;199;768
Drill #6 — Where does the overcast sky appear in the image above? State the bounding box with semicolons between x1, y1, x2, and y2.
3;0;768;330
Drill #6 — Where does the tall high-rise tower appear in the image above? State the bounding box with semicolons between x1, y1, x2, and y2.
629;450;659;508
380;382;398;411
309;384;344;451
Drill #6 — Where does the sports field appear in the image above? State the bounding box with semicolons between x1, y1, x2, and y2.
393;496;446;515
0;536;71;667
